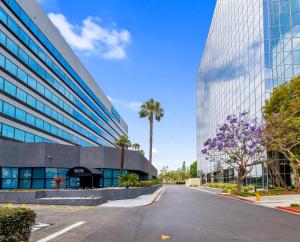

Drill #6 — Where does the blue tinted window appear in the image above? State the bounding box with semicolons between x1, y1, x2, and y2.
26;95;36;107
2;167;18;178
0;8;8;23
46;168;57;178
0;30;6;45
6;38;18;55
20;168;32;179
18;48;28;64
19;179;31;189
5;59;17;75
15;108;26;122
16;89;27;103
32;168;45;178
0;54;4;67
4;81;16;96
3;102;15;117
36;118;43;129
32;179;44;189
0;77;3;90
7;17;18;35
25;132;34;142
26;113;35;126
19;28;29;45
27;76;37;89
15;128;25;141
28;58;37;72
36;100;44;112
17;68;27;83
2;179;18;189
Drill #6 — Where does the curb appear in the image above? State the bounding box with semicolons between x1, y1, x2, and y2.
276;206;300;214
149;187;165;205
219;193;255;203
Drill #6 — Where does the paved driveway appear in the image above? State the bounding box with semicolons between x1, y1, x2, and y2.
30;186;300;242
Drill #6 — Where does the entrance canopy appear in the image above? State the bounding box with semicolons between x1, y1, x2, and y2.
67;167;101;177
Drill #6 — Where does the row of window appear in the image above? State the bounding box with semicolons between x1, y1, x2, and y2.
0;167;132;189
0;98;93;146
0;54;113;146
0;76;103;146
0;29;117;143
0;122;51;143
1;2;125;134
1;167;79;189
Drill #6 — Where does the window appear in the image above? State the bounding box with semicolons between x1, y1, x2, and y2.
6;38;18;55
2;167;18;189
18;48;28;64
4;80;16;96
3;102;15;117
16;89;27;103
16;108;26;122
27;76;37;90
5;59;17;75
17;68;27;83
26;113;35;126
2;124;14;139
15;129;25;141
26;95;36;107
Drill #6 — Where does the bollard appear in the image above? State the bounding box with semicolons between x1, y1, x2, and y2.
255;193;261;201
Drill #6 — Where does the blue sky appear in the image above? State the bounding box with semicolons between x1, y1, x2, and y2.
39;0;216;171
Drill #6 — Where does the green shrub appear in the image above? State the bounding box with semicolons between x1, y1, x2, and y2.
0;207;36;242
140;181;153;187
290;203;300;207
175;181;185;185
120;173;140;187
221;188;229;193
152;178;161;185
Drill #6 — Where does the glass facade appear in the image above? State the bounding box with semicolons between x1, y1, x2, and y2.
0;0;128;147
197;0;300;185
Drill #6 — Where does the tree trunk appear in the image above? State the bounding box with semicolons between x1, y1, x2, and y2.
290;162;300;190
148;116;153;181
119;148;125;186
237;165;246;193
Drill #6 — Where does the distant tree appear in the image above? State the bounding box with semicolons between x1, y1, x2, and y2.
140;150;145;156
189;161;198;178
182;161;186;172
139;98;164;180
202;112;265;192
54;176;64;191
132;143;141;151
263;75;300;189
115;136;131;184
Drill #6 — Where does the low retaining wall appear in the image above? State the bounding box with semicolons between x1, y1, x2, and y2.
0;185;161;205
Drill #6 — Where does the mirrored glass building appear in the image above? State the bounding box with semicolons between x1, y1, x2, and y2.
197;0;300;186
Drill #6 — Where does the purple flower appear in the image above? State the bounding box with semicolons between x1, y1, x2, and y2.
230;117;237;123
201;148;208;154
240;111;248;116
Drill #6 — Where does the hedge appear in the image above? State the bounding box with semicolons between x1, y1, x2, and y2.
0;207;36;242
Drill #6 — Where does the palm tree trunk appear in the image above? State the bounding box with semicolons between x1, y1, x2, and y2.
119;148;125;186
148;116;153;180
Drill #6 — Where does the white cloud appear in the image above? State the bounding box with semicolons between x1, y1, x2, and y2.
152;148;159;154
48;13;131;59
108;96;141;111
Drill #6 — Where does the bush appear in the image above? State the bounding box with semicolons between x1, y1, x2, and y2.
175;181;185;185
120;173;140;187
140;181;153;187
0;207;36;242
152;178;161;185
290;203;300;207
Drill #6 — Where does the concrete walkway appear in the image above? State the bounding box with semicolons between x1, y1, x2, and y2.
99;187;164;208
246;194;300;208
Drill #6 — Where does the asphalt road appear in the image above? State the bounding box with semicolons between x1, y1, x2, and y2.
31;186;300;242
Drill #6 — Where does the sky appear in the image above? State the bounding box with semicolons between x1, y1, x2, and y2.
38;0;216;172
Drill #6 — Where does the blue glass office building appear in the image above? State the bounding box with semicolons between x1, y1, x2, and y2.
197;0;300;186
0;0;157;188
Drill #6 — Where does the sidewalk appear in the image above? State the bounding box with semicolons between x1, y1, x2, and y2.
98;186;164;208
195;186;300;213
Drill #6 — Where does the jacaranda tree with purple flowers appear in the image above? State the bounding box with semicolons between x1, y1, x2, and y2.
201;112;265;192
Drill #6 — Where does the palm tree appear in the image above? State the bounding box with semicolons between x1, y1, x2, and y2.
139;98;164;180
132;143;141;151
115;136;131;184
